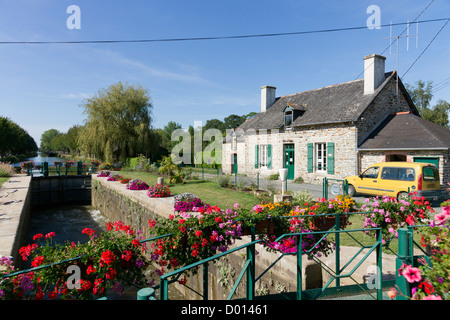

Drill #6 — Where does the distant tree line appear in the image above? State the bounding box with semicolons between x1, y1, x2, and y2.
0;116;38;158
157;112;256;166
40;126;82;155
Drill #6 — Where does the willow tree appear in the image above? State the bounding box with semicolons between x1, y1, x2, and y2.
78;82;154;162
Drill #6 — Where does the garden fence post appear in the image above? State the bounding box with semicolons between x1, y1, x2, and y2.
335;214;341;288
257;172;259;190
376;228;383;300
137;288;156;300
246;226;256;300
297;234;303;300
395;228;412;300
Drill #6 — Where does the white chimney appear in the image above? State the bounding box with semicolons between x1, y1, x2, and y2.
261;85;276;112
363;54;386;95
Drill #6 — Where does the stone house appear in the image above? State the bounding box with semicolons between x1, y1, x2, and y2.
222;54;450;191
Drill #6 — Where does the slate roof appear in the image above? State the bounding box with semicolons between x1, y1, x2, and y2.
238;71;416;131
359;112;450;150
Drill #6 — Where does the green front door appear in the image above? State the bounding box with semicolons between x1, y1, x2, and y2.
233;154;238;174
284;144;295;180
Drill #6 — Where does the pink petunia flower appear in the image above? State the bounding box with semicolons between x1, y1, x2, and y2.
400;265;422;283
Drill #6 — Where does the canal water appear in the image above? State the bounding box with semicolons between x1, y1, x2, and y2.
13;153;67;167
26;205;107;245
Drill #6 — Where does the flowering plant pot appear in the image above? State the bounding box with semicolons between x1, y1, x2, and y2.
308;214;349;231
147;183;171;198
1;221;150;300
239;219;276;236
126;179;149;190
360;193;434;242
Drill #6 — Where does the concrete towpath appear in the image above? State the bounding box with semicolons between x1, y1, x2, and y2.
0;175;32;263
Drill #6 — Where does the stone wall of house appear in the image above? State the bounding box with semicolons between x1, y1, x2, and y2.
357;79;412;143
222;124;358;185
359;149;450;192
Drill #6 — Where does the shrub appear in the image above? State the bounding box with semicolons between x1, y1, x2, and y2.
0;163;14;178
268;173;280;180
216;174;231;188
291;190;313;206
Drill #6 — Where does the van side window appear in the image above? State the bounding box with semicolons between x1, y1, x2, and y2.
361;167;379;179
381;167;415;181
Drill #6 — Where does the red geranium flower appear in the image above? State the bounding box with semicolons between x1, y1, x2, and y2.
100;250;115;265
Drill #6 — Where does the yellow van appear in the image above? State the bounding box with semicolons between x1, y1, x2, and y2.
346;162;441;201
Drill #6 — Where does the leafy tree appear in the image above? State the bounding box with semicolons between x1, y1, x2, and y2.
78;82;155;162
0;117;38;156
40;129;60;154
406;80;450;128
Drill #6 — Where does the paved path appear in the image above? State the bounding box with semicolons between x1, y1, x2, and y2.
200;171;444;211
0;175;31;261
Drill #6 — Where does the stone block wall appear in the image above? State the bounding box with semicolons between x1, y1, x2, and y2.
357;79;412;143
359;149;450;192
223;124;358;185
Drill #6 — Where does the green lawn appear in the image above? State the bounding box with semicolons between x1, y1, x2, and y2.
117;170;409;253
119;170;271;209
0;177;9;188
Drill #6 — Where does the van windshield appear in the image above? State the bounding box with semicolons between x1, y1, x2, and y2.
423;166;439;181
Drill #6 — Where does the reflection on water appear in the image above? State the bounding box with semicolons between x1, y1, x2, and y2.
14;152;67;167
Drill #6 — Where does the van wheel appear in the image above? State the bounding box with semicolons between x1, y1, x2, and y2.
347;184;356;197
397;192;409;201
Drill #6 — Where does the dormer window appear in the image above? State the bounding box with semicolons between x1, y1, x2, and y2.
284;105;293;129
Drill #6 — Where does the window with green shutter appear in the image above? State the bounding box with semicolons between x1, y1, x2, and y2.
307;143;313;173
267;144;272;169
327;142;335;174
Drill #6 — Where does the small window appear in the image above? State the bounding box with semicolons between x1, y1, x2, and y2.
361;167;379;179
260;145;268;167
231;133;237;151
315;143;327;172
285;111;293;128
284;105;293;129
423;166;439;181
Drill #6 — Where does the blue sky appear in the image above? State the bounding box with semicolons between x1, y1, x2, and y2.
0;0;449;146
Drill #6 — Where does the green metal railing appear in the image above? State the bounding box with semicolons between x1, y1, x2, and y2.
2;212;433;301
24;161;97;177
157;212;387;301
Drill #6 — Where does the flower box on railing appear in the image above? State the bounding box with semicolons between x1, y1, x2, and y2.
238;219;276;236
308;214;349;231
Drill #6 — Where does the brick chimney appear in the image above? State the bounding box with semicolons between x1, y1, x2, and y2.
363;54;386;95
261;85;276;112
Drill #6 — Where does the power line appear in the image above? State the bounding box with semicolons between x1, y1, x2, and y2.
0;18;448;45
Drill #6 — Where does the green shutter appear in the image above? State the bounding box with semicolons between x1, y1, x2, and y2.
267;144;272;169
327;142;335;175
307;143;313;173
255;145;259;168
